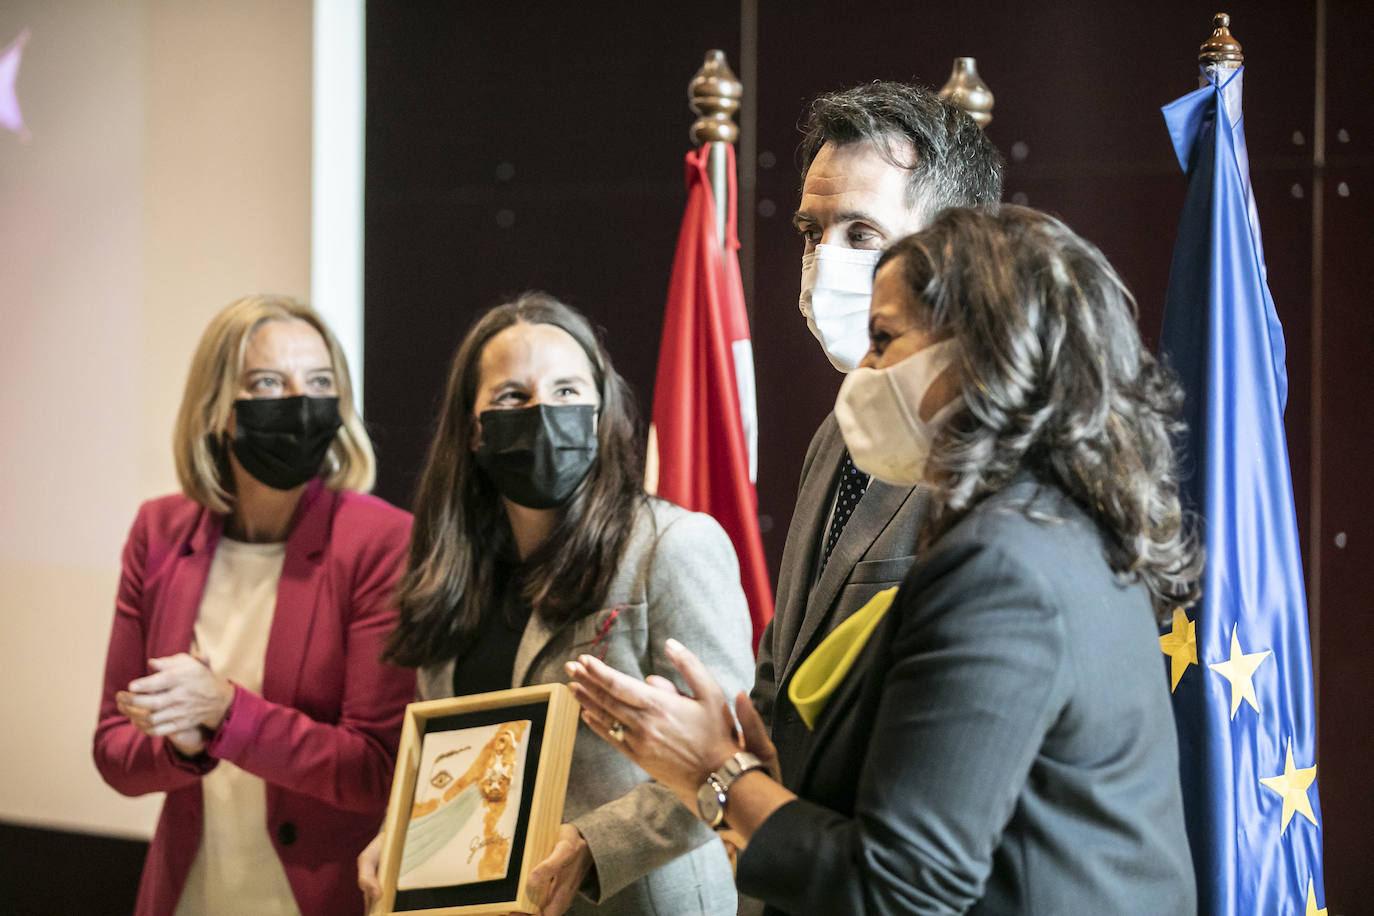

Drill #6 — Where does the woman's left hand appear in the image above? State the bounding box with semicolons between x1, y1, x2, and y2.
521;823;593;916
566;638;740;799
121;653;235;737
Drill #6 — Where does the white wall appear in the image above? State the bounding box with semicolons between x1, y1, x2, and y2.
0;0;314;839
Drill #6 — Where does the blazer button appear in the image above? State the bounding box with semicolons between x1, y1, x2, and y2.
277;821;297;846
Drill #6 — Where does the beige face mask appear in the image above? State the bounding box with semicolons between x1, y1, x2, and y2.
833;339;962;486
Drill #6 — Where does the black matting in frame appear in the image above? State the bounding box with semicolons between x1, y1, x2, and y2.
392;701;549;912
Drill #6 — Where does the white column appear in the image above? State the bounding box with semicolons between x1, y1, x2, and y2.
311;0;366;406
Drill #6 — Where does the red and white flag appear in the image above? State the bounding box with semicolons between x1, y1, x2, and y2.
647;143;773;651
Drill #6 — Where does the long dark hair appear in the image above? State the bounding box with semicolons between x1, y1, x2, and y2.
880;206;1202;619
385;292;644;667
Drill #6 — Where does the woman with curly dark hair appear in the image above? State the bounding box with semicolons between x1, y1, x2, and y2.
569;206;1203;915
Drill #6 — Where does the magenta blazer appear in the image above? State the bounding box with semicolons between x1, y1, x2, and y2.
93;481;417;916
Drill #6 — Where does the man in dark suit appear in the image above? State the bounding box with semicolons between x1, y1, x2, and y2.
751;82;1004;786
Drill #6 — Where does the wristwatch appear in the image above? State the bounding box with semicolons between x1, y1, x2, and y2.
696;751;766;829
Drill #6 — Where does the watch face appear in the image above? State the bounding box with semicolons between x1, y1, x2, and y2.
697;776;726;827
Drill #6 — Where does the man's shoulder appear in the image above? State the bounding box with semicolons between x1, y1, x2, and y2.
800;412;843;476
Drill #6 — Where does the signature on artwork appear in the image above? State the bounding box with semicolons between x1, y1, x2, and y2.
468;830;511;864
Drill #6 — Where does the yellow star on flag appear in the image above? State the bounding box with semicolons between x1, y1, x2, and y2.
1305;877;1327;916
1258;739;1319;834
1207;624;1270;718
1159;607;1197;691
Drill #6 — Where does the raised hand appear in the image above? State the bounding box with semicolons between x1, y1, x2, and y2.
565;638;739;799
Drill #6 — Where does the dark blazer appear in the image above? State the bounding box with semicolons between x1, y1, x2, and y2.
737;478;1196;915
752;414;927;785
93;481;416;916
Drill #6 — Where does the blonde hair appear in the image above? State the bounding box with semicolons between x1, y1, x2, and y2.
172;294;375;512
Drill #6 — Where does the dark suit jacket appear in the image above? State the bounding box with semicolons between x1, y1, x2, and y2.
737;478;1196;915
752;414;927;785
93;481;416;916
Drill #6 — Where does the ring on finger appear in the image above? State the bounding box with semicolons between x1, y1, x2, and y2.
608;720;626;742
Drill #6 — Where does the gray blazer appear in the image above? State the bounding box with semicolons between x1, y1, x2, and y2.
418;498;752;915
751;414;927;786
737;478;1196;915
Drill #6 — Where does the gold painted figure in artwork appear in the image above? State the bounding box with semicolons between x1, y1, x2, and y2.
405;720;529;882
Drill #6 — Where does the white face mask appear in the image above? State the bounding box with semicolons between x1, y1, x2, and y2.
799;244;882;373
834;338;963;486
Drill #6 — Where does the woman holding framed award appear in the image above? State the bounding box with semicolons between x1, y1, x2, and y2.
360;293;753;915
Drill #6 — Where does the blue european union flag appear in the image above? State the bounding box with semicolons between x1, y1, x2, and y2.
1159;67;1326;915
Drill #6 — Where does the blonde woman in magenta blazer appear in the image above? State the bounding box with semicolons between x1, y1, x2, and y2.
94;296;415;915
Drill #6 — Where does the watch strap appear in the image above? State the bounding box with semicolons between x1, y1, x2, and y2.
716;751;767;789
697;751;767;829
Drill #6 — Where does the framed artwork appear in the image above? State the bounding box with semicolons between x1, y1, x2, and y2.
373;683;581;916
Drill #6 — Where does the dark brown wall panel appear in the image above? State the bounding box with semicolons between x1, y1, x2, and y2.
1315;0;1374;906
365;0;741;506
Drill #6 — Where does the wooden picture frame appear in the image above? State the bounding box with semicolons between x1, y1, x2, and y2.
372;683;580;915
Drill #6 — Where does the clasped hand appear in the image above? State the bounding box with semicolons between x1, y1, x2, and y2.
116;653;235;756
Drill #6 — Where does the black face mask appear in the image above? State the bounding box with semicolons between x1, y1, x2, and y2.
474;404;598;509
229;395;342;491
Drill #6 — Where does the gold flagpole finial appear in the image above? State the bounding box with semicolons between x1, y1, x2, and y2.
689;50;742;146
939;57;994;129
1199;13;1244;68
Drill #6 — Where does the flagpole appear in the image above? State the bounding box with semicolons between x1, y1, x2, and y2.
652;49;773;646
1159;13;1327;912
689;51;742;259
648;51;743;495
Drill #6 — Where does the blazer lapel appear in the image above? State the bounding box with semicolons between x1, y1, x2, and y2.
262;482;332;707
153;507;223;658
782;478;916;687
793;601;899;794
512;611;559;688
772;421;847;663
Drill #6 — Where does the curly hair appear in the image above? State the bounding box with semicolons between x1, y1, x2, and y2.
799;80;1004;222
879;206;1201;619
384;292;645;667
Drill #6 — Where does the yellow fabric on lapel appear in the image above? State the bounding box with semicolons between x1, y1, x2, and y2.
788;586;899;730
